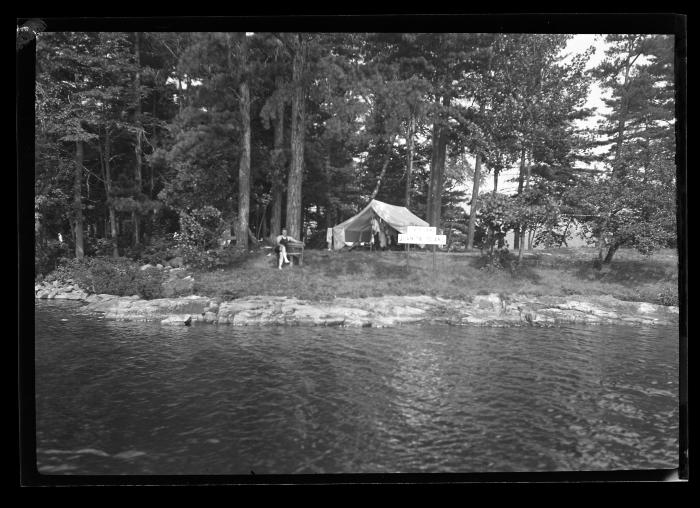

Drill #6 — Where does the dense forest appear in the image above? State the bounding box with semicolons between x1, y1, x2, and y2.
34;32;677;274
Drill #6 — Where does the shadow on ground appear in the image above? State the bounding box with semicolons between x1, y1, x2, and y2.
572;259;676;286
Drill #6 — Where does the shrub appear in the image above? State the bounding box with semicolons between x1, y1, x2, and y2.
174;206;226;269
35;240;71;278
46;257;165;299
132;235;178;266
175;245;214;270
122;243;146;262
474;193;518;254
91;238;117;257
478;248;516;273
657;285;679;306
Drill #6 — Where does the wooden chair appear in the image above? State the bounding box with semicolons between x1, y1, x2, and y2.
285;243;305;267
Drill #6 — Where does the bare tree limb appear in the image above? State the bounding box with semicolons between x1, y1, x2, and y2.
270;32;296;55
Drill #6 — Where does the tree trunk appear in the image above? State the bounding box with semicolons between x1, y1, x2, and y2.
613;54;633;176
559;217;572;248
446;223;454;251
405;113;415;208
73;141;84;260
603;242;619;263
520;145;534;250
436;96;450;227
519;148;533;253
150;93;156;229
133;129;142;247
513;147;527;250
597;228;606;263
269;78;285;241
517;236;524;262
133;31;142;247
131;210;139;249
257;204;268;240
466;152;482;250
324;142;333;228
493;169;499;194
602;47;636;253
102;129;119;258
427;96;450;228
247;227;259;248
428;101;450;227
517;235;525;263
236;33;251;251
270;187;282;242
518;149;534;255
35;215;44;249
286;36;307;240
369;136;396;201
324;206;333;230
369;154;391;201
426;123;437;224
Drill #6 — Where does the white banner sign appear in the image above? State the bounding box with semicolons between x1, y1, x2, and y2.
406;226;436;236
398;234;447;245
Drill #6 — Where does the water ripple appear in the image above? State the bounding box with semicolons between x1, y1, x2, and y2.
35;301;679;474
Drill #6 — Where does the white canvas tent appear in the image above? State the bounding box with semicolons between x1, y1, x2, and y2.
331;199;429;250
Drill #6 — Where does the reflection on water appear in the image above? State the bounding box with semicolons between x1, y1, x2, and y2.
34;300;679;475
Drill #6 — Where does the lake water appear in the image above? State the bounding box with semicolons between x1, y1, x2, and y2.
34;300;679;475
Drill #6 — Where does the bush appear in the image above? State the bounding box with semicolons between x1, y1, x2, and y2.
127;235;179;266
657;285;679;306
90;237;117;257
46;257;165;299
174;206;226;269
122;243;146;262
478;248;516;273
35;240;71;278
474;193;518;253
178;246;252;271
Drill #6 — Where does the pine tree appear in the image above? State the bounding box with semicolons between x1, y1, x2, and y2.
585;34;676;262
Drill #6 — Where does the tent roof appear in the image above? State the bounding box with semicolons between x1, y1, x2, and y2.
334;199;428;234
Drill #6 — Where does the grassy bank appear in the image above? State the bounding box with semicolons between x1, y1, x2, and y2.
191;247;679;306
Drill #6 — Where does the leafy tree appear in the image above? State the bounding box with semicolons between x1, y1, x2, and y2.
275;33;314;240
157;33;240;220
584;34;676;263
258;34;291;240
36;32;139;258
474;192;519;255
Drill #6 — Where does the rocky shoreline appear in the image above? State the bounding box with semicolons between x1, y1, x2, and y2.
35;280;679;328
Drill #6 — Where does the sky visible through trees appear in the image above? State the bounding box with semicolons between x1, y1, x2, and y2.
480;35;621;197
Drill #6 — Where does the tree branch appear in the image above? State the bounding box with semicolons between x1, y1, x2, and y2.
270;32;296;55
157;37;178;60
369;134;398;201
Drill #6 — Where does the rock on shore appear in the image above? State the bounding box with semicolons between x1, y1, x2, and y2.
35;280;89;301
35;281;679;327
